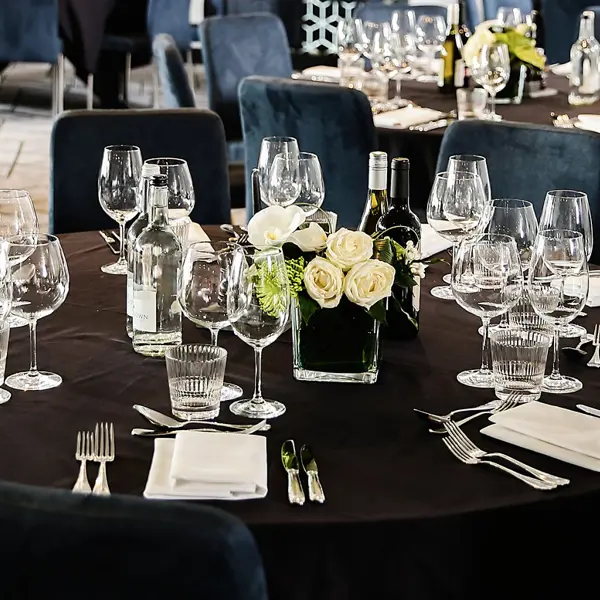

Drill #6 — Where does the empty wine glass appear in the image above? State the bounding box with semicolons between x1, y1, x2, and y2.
337;18;363;64
415;15;446;82
98;145;142;275
227;246;290;419
452;233;523;388
496;7;523;27
372;23;411;108
0;245;12;403
358;20;380;61
143;158;195;220
257;137;299;207
268;154;301;206
529;229;588;394
470;43;510;121
6;234;69;391
294;153;325;216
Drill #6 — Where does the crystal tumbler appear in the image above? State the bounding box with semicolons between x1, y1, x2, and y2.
165;344;227;420
169;216;191;250
508;291;553;339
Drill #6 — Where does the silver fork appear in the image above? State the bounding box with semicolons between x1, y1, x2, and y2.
237;232;249;245
73;431;93;493
98;231;119;255
587;324;600;368
92;422;115;496
444;419;569;486
442;436;557;490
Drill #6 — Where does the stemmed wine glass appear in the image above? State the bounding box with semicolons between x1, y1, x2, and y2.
529;229;589;394
257;137;300;207
372;23;411;108
0;244;12;403
415;15;446;82
427;171;488;301
470;43;510;121
337;18;363;64
452;233;523;388
496;7;523;27
358;20;380;62
0;189;39;329
268;154;301;207
5;234;69;391
143;158;195;220
293;152;325;216
178;241;244;402
227;246;290;419
98;145;142;275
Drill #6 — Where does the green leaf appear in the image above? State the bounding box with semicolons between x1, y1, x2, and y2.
373;237;395;265
297;293;320;325
394;267;416;289
367;299;387;324
391;295;419;331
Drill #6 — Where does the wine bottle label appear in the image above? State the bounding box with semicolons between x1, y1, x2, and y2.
413;278;421;312
133;289;157;332
454;59;465;88
126;272;133;317
368;169;387;191
436;58;445;87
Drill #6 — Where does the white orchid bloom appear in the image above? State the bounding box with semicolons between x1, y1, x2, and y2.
247;205;306;248
289;223;328;252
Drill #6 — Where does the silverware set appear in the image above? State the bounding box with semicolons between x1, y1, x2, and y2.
281;439;325;505
219;224;249;245
73;423;115;495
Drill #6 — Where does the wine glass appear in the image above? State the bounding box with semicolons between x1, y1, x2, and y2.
540;190;593;339
358;20;380;61
427;171;487;300
496;7;523;27
5;234;69;391
0;189;39;329
337;18;363;64
295;153;325;216
372;23;410;108
143;158;195;220
98;145;142;275
257;137;299;207
470;43;510;121
452;233;523;388
528;229;588;394
179;242;244;402
415;15;446;82
0;244;12;403
268;153;301;207
227;246;290;419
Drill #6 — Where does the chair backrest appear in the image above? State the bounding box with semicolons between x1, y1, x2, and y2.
436;120;600;262
0;479;267;600
51;109;231;234
147;0;193;49
464;0;485;29
540;0;590;64
200;14;292;141
0;0;61;63
153;34;196;108
227;0;278;12
483;0;532;19
239;76;377;228
354;2;448;22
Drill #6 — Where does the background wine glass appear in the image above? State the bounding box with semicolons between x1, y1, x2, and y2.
0;245;12;403
227;246;290;419
415;15;446;82
257;137;299;206
268;154;301;207
294;152;325;216
178;242;244;402
143;158;195;221
337;18;363;64
6;234;69;391
452;233;523;388
372;23;410;108
528;229;588;394
98;145;142;275
358;20;380;61
496;7;523;27
470;43;510;121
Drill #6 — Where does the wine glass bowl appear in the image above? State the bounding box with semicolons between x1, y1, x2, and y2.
257;137;300;207
415;14;446;81
496;7;523;27
143;158;195;220
337;18;363;64
268;153;301;207
470;43;510;121
295;153;325;216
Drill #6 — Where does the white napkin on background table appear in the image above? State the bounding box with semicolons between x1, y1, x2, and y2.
550;62;571;77
587;274;600;307
301;66;341;81
144;431;268;500
188;222;211;243
575;114;600;134
420;224;452;259
373;107;445;129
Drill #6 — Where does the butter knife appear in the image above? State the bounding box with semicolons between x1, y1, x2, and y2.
409;118;452;132
300;445;325;503
281;440;305;505
132;420;267;437
576;404;600;418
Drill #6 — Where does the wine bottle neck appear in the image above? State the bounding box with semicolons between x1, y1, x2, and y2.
149;187;169;226
389;166;410;211
580;14;595;40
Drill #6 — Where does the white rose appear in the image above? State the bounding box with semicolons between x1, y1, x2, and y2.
247;205;306;248
289;223;328;252
462;24;497;67
344;259;395;309
304;257;344;308
325;228;373;271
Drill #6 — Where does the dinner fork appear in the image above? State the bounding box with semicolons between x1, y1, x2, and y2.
443;419;569;486
92;422;115;496
236;232;249;245
73;431;93;494
587;324;600;368
442;436;557;490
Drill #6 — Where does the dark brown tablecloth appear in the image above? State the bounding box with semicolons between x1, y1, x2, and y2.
3;229;600;599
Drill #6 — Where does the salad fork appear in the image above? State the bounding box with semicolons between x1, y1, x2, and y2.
93;422;115;496
586;324;600;368
73;431;93;494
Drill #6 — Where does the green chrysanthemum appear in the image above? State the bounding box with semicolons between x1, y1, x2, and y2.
285;257;306;299
255;260;289;318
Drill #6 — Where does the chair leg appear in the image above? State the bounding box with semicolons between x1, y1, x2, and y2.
86;73;94;109
186;49;195;94
152;63;160;108
52;53;65;117
123;52;131;104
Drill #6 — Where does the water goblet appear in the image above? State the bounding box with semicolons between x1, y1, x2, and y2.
470;43;510;121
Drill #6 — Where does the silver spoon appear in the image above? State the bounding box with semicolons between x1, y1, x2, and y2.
133;404;271;432
219;224;239;239
562;334;594;358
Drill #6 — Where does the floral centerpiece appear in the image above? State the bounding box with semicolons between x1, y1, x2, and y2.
463;20;546;103
247;205;426;384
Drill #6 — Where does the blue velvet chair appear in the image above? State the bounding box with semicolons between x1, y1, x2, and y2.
0;479;267;600
354;3;448;22
436;120;600;262
153;34;196;109
0;0;64;115
227;0;278;12
541;0;591;64
483;0;532;19
239;76;377;227
51;109;231;234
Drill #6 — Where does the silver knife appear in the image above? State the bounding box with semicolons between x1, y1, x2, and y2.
132;420;267;437
300;445;325;504
409;119;453;132
281;440;305;505
98;230;119;255
576;404;600;418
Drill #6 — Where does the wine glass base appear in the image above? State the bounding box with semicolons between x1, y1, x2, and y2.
221;382;244;402
457;369;495;388
560;324;587;339
431;285;454;300
442;274;452;284
229;398;286;419
483;112;503;122
6;371;62;391
477;323;506;336
101;260;127;275
0;388;11;404
7;314;28;328
541;375;582;394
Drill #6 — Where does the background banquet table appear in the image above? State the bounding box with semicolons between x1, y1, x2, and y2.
3;228;600;599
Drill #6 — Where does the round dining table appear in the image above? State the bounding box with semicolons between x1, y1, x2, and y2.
2;228;600;600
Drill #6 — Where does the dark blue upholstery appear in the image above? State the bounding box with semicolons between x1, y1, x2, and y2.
51;109;231;233
0;479;267;600
0;0;61;63
239;76;377;227
354;3;447;22
483;0;532;19
541;0;591;64
436;120;600;262
200;14;293;142
153;34;196;108
465;0;485;29
227;0;278;12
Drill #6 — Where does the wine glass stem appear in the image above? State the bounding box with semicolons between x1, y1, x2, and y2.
252;347;264;404
490;91;496;117
480;317;491;373
210;328;219;346
550;324;561;379
28;319;39;377
393;77;401;102
118;222;126;264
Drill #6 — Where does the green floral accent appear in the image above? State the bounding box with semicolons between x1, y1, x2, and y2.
255;260;288;318
285;257;306;298
491;28;545;70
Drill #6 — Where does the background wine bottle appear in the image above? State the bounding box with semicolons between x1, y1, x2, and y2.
438;3;468;94
359;151;388;235
376;158;421;340
531;0;545;51
457;0;471;44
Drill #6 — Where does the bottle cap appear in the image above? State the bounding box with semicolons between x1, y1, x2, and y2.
151;174;168;187
369;151;387;171
391;157;410;171
142;163;161;178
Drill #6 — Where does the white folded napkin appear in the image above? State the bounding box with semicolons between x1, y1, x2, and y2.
575;114;600;134
481;401;600;471
587;274;600;307
188;222;211;243
144;431;268;500
420;223;452;259
373;106;445;129
301;66;341;81
550;62;570;77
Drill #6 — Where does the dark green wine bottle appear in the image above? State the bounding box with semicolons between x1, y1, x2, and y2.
438;3;468;94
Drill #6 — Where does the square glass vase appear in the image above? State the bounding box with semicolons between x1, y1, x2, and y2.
291;296;381;384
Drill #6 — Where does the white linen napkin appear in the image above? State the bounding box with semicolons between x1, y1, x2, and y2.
420;223;452;259
373;107;445;129
575;114;600;134
587;274;600;307
301;66;341;81
144;431;268;500
188;222;211;243
480;401;600;471
550;62;571;77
